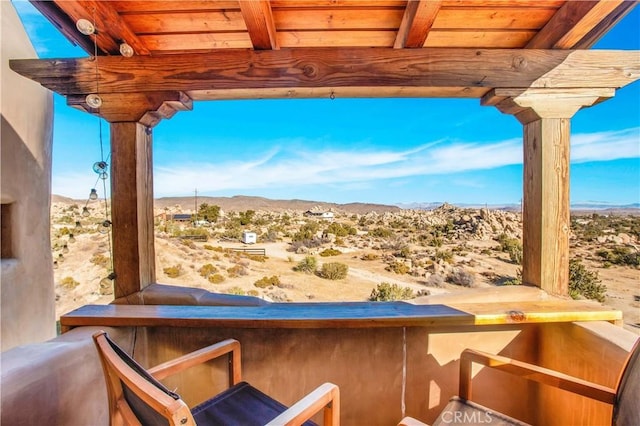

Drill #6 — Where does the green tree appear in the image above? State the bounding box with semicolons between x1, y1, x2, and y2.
198;203;220;223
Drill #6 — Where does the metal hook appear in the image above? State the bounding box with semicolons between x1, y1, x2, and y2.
329;91;335;100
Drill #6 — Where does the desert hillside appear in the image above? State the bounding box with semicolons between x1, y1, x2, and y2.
51;196;639;334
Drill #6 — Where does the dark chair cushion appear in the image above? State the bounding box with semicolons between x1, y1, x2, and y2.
433;397;530;426
192;381;317;426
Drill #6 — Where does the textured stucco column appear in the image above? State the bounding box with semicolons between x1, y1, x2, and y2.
1;2;55;350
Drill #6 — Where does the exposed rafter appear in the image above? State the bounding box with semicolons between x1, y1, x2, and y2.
394;0;442;48
47;0;150;55
10;48;640;98
239;0;279;50
526;0;628;48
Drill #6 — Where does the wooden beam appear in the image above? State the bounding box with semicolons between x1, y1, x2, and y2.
66;91;193;125
394;0;442;48
51;0;150;55
9;48;640;98
486;91;610;296
239;0;279;50
29;1;96;53
573;0;639;48
110;122;155;300
526;0;627;48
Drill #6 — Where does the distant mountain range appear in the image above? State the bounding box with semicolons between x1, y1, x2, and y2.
52;194;638;214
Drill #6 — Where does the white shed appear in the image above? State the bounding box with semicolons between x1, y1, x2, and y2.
242;231;257;244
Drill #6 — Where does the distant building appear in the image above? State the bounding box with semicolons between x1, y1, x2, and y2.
242;231;257;244
169;213;192;222
304;210;334;220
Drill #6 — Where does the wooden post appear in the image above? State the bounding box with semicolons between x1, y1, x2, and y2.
110;122;155;300
483;89;613;296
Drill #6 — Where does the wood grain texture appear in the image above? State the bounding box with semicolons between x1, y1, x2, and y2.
59;300;621;332
240;0;279;50
110;122;155;300
10;49;640;97
395;0;442;48
522;118;570;296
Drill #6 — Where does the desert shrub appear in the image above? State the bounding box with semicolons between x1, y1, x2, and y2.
325;222;357;237
203;244;215;250
569;259;607;302
386;261;410;275
246;254;267;262
227;265;248;278
255;275;280;288
502;269;523;286
447;267;475;287
318;262;348;280
398;246;412;258
248;290;260;297
60;276;80;289
198;263;218;278
226;286;245;295
208;274;225;284
361;253;379;261
292;222;320;242
434;249;454;264
369;282;415;301
294;256;318;274
90;253;110;268
596;247;639;268
181;239;196;249
163;265;183;278
496;234;523;264
319;248;342;257
427;274;445;287
369;227;393;238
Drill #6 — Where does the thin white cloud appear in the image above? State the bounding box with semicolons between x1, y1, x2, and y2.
53;127;640;198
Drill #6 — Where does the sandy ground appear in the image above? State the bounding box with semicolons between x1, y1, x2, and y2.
54;234;639;334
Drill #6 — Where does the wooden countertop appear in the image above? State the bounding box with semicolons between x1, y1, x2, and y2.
60;300;622;332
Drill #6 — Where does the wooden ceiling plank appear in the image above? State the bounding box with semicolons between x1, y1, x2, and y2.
424;30;536;48
270;0;406;6
239;0;279;50
121;11;247;34
111;1;241;13
278;31;396;47
394;0;442;48
442;0;564;6
273;9;404;30
52;0;150;55
139;33;253;52
11;48;640;97
526;0;626;49
431;8;557;30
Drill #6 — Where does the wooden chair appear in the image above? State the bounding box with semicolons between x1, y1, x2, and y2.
93;331;339;426
399;340;639;426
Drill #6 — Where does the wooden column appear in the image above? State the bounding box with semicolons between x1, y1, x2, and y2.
110;122;155;301
483;88;614;296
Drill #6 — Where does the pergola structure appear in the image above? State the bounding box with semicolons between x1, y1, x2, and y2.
10;0;640;301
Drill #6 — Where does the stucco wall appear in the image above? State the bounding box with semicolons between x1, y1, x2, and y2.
1;2;55;350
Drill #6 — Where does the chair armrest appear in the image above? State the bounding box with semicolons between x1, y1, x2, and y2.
459;349;616;404
397;416;428;426
266;382;340;426
148;338;242;387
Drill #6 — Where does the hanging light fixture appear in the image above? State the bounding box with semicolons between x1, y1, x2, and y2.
53;260;58;270
82;206;90;217
93;160;108;180
85;94;103;109
62;244;69;254
98;220;111;234
76;18;95;35
74;220;83;230
89;188;98;200
119;42;134;57
68;234;76;244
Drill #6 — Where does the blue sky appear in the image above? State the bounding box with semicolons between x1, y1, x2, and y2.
11;1;640;206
